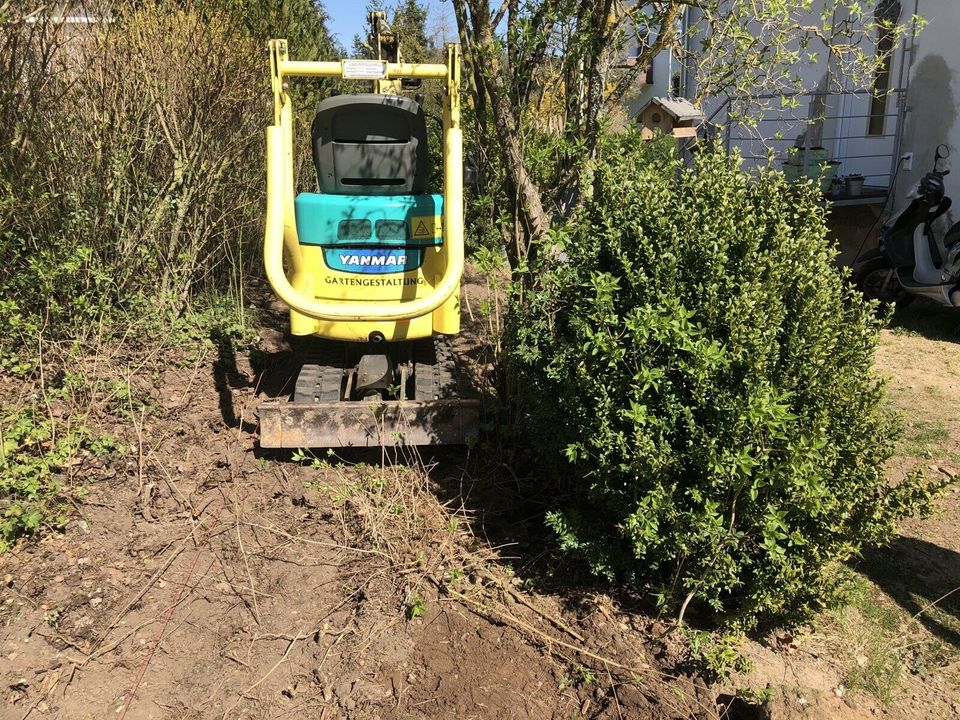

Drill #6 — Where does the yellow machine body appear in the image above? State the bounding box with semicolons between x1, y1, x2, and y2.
258;19;478;449
265;36;464;343
288;243;460;342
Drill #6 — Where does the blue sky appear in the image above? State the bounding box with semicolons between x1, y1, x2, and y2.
322;0;456;51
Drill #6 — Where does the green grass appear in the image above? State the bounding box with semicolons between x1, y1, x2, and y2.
818;576;905;703
902;419;952;459
814;573;958;706
0;405;120;551
889;303;960;342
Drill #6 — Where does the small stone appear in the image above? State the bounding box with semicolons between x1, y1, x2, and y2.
3;574;12;586
73;615;93;630
37;701;49;714
834;686;845;698
53;576;64;583
89;597;102;607
335;679;353;701
940;466;957;478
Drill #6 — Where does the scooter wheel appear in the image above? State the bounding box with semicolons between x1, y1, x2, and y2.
853;256;913;307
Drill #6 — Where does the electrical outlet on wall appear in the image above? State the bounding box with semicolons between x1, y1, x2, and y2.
901;152;913;171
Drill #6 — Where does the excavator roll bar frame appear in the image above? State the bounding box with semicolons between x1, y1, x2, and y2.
264;39;464;323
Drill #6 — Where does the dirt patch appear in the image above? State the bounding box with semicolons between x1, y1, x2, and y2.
6;283;960;720
0;277;713;719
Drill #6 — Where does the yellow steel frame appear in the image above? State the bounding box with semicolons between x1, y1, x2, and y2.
264;40;463;323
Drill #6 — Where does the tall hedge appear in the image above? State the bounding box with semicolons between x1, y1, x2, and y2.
510;134;944;629
0;0;339;357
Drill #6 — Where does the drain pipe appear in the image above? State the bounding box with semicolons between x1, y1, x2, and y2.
888;0;919;210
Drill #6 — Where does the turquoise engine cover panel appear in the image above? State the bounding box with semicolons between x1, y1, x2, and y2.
294;193;444;248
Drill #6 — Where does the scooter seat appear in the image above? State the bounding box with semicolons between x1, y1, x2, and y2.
946;221;960;247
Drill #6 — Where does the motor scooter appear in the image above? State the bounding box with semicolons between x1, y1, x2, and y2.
854;144;960;306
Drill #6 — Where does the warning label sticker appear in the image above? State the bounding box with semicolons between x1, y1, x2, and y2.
410;215;441;239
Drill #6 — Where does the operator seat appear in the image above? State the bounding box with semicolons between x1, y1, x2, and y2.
311;94;429;196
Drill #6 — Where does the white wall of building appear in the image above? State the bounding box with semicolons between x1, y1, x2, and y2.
701;0;907;187
629;1;915;190
895;0;959;223
623;45;679;117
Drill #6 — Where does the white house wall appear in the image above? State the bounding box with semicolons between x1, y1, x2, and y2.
623;41;679;116
895;0;959;218
701;0;905;185
630;2;909;187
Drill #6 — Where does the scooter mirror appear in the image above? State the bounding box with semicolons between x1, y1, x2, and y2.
936;144;951;161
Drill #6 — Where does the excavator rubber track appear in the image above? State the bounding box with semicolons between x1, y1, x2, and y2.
257;336;479;448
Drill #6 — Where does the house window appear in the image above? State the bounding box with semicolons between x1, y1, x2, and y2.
868;0;901;137
641;58;654;86
632;18;654;85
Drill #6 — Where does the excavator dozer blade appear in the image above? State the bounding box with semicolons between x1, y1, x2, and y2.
257;398;480;448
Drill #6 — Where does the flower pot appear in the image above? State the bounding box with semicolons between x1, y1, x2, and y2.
786;147;830;165
782;158;841;191
845;175;865;196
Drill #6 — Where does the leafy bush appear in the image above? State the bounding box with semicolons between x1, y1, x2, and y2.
0;0;339;366
510;134;946;629
0;406;120;551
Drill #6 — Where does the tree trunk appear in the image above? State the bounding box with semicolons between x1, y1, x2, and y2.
453;0;551;270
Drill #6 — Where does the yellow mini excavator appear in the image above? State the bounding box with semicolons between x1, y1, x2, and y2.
257;13;478;448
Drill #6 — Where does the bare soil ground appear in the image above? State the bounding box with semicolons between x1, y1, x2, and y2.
2;274;960;720
0;271;713;719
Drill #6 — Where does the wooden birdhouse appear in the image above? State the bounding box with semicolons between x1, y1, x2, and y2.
636;97;703;141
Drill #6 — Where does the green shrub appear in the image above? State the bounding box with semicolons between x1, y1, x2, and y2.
0;0;339;363
510;133;946;629
0;406;119;551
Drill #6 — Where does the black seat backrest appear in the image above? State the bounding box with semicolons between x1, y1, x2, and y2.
311;94;428;196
